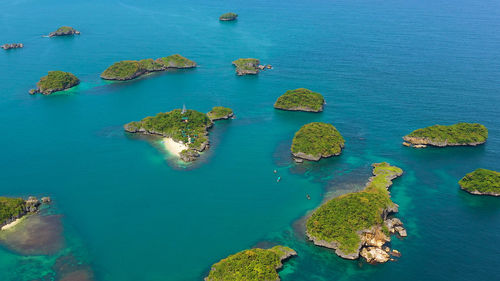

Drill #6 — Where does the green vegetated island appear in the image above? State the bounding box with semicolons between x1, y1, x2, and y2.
124;107;233;162
403;123;488;148
232;58;271;76
205;246;296;281
48;26;80;37
459;168;500;196
219;12;238;21
101;54;197;81
274;88;325;112
306;163;406;263
0;196;50;230
207;106;234;121
29;71;80;95
291;122;345;161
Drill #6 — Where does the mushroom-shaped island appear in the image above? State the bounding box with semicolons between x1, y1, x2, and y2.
459;168;500;196
306;163;406;263
274;88;325;112
402;123;488;148
205;246;297;281
232;58;260;75
101;54;196;81
48;26;80;37
207;106;234;121
291;122;344;161
29;71;80;95
219;12;238;21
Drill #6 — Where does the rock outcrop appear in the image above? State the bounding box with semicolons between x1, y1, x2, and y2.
306;163;406;263
403;123;488;148
48;26;80;37
1;43;23;50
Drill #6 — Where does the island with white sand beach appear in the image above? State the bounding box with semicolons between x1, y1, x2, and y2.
125;106;234;162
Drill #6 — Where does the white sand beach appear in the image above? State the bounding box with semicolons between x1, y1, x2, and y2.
1;217;24;231
162;137;188;157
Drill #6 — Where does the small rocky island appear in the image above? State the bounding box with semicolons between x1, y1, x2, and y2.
291;122;345;161
403;123;488;148
101;54;197;81
205;246;296;281
125;107;231;162
48;26;80;37
207;106;234;121
29;71;80;95
459;168;500;196
0;196;50;230
274;88;325;112
306;163;406;263
219;12;238;21
232;58;271;75
2;43;23;50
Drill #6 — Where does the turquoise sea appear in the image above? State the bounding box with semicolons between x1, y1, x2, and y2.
1;0;500;280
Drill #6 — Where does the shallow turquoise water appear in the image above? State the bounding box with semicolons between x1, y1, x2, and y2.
1;0;499;280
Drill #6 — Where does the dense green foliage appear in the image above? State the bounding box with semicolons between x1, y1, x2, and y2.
156;54;196;68
206;246;294;281
139;59;163;71
291;122;344;157
207;107;233;120
232;58;259;72
55;26;74;33
0;197;25;225
459;168;500;195
274;88;325;111
406;123;488;144
37;71;79;93
101;61;142;80
306;163;403;254
219;12;238;20
125;109;212;149
102;55;196;80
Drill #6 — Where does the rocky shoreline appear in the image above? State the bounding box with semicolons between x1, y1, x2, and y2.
1;196;51;230
402;136;486;148
306;163;406;263
2;43;23;50
48;26;80;37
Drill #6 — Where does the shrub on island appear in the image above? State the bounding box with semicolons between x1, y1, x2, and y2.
274;88;325;112
0;197;25;227
403;123;488;148
48;26;80;37
205;246;296;281
459;168;500;196
207;107;234;120
219;12;238;21
291;122;344;161
29;71;80;95
101;54;197;81
306;163;405;263
232;58;260;76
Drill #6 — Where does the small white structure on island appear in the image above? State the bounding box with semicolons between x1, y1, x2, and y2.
182;104;187;114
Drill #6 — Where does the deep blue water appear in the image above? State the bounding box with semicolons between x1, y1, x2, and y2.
1;0;499;280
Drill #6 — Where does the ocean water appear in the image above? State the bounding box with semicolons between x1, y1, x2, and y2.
1;0;499;280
